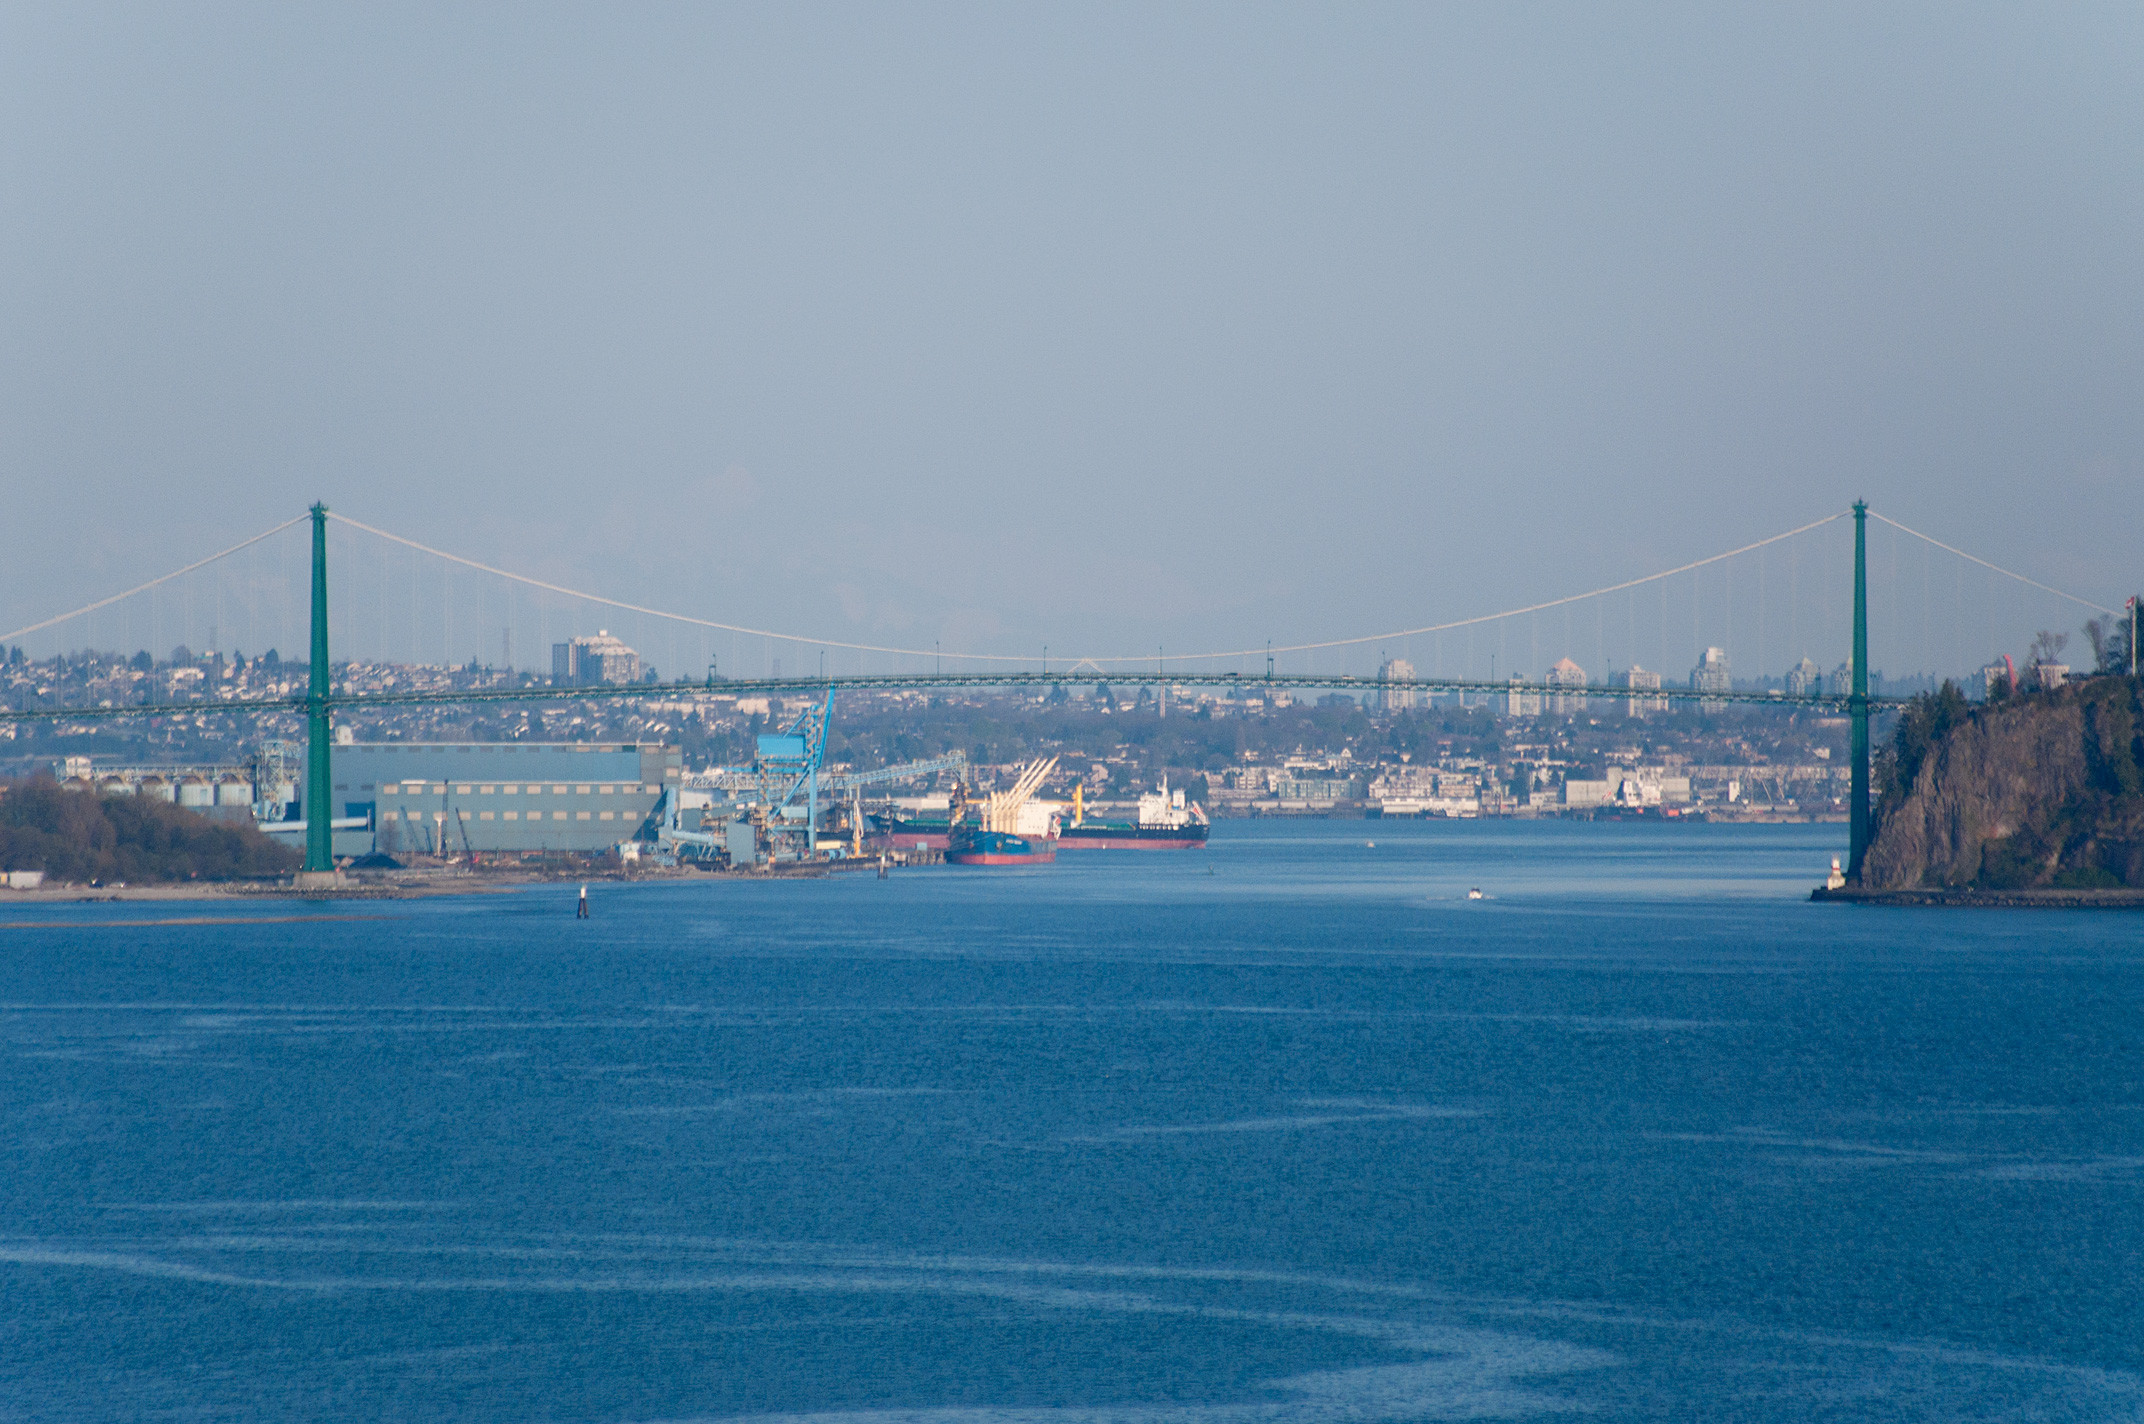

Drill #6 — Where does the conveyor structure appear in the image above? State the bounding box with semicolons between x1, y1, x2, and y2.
655;691;965;866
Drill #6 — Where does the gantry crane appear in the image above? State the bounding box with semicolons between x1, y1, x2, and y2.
655;689;967;865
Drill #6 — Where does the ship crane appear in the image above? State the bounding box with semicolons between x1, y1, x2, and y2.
656;688;834;861
945;756;1064;865
658;698;968;864
753;687;835;851
978;756;1058;833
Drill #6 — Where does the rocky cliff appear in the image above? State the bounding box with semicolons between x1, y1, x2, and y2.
1861;676;2144;889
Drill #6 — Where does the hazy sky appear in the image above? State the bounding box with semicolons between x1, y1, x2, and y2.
4;4;2139;674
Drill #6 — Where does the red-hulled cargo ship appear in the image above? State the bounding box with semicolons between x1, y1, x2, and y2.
944;757;1061;868
1057;780;1209;850
869;812;952;851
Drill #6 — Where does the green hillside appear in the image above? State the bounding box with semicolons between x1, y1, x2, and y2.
0;776;300;884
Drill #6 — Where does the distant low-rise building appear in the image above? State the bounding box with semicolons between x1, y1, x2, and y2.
1366;764;1482;817
1615;665;1665;716
1473;781;1518;814
1271;773;1366;803
1562;778;1612;808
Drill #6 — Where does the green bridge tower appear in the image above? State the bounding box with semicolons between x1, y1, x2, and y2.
304;502;333;874
1848;499;1870;879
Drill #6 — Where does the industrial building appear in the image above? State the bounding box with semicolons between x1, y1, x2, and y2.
307;741;682;856
51;747;298;823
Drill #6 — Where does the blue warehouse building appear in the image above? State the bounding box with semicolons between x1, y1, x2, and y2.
307;742;683;856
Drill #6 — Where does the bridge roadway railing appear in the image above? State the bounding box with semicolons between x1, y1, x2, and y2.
0;672;1904;725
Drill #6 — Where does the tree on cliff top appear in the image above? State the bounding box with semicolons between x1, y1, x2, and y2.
0;777;300;883
2084;605;2138;674
1873;680;1971;838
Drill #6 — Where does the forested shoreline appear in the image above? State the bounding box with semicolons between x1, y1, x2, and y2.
0;777;299;884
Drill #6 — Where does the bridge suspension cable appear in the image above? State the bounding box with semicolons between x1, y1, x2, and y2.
0;516;307;645
328;508;1861;669
8;504;2117;675
1157;511;1854;661
324;512;1030;663
1868;511;2120;615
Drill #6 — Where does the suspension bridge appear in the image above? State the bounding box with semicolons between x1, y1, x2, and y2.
2;501;2133;883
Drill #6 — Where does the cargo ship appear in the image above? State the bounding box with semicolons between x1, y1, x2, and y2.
945;828;1057;865
945;757;1061;867
869;809;953;851
1057;780;1209;850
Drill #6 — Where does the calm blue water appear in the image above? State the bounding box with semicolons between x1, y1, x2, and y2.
4;820;2142;1422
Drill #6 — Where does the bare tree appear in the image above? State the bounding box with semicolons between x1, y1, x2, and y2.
2085;617;2114;671
2084;608;2138;674
2029;629;2068;666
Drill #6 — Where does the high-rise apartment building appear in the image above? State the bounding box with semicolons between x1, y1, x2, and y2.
1376;658;1417;712
552;630;642;686
1545;657;1588;714
1691;647;1732;712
